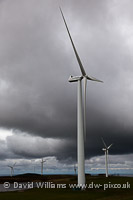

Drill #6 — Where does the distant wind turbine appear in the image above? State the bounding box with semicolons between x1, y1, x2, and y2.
41;158;48;175
8;162;16;177
60;7;103;187
74;165;77;175
102;138;113;177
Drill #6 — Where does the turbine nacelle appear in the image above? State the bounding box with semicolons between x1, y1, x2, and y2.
68;75;83;82
68;75;103;83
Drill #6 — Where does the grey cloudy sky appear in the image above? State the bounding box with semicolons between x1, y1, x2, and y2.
0;0;133;174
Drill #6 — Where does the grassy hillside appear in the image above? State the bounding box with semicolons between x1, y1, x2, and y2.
0;175;133;200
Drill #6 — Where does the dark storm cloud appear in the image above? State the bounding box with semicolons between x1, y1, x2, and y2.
0;140;9;159
0;139;19;160
6;132;76;160
0;0;133;162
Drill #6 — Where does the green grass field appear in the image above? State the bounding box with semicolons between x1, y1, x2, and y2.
0;175;133;200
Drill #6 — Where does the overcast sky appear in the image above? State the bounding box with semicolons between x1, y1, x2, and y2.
0;0;133;175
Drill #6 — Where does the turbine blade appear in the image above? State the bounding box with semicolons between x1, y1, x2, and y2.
60;7;86;76
86;75;103;83
83;77;87;141
13;162;16;167
101;137;107;148
107;143;113;150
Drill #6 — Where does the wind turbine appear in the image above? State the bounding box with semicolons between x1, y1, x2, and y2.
8;162;16;177
102;138;113;177
41;158;48;175
74;164;77;175
60;8;103;187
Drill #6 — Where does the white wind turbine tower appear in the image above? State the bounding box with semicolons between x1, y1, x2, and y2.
41;158;48;175
60;8;103;187
102;138;113;177
8;162;16;177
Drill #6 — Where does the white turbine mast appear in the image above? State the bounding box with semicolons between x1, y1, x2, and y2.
7;162;16;177
60;7;103;187
102;138;113;177
41;158;48;175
